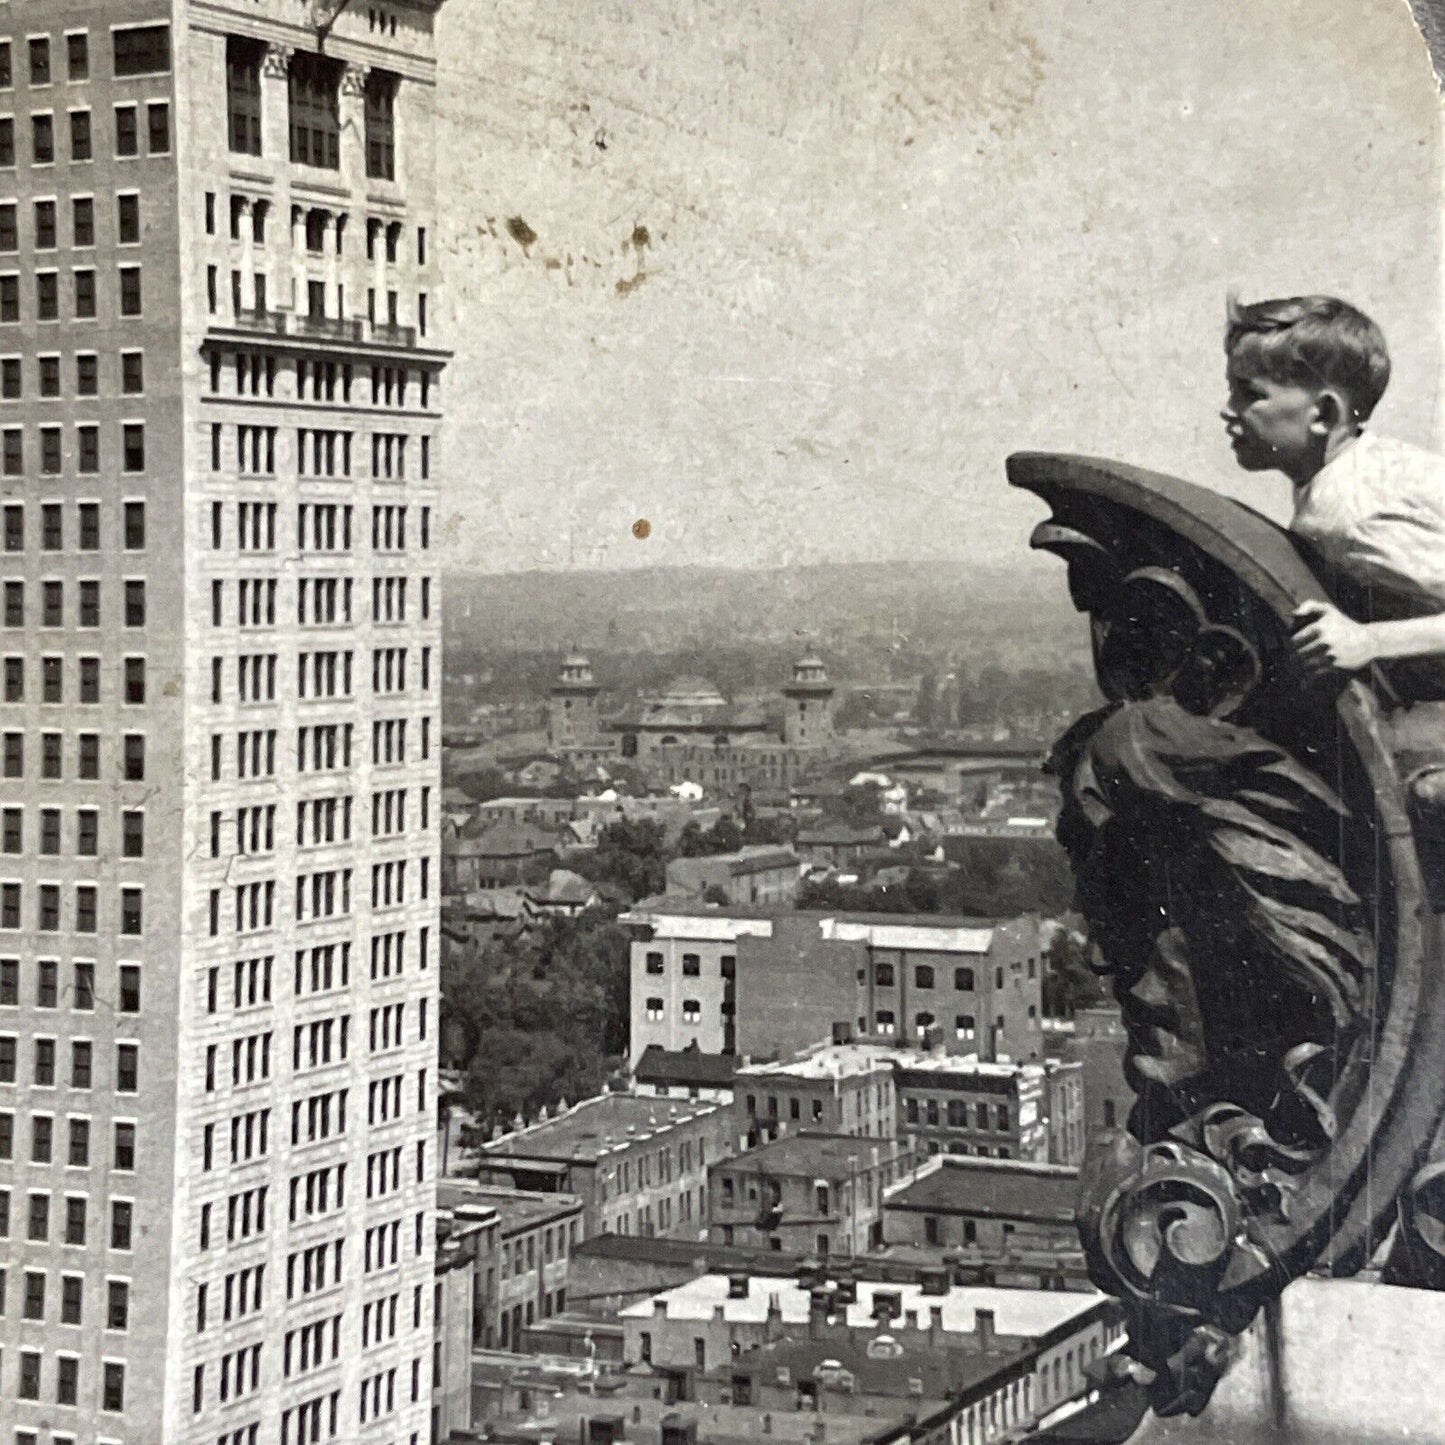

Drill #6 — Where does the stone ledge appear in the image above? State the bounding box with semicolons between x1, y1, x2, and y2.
1133;1278;1445;1444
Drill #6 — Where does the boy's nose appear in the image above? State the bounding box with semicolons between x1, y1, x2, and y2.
1220;408;1237;424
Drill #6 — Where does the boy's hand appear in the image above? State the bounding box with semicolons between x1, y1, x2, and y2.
1291;600;1378;677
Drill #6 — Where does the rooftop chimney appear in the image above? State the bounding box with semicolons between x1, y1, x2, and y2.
727;1273;750;1300
871;1289;901;1325
975;1308;996;1351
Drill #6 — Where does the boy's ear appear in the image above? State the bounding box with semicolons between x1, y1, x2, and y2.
1310;389;1349;434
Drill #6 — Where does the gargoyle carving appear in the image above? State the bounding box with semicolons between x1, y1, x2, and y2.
1008;454;1445;1425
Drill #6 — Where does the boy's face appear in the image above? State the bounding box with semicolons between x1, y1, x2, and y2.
1222;356;1323;479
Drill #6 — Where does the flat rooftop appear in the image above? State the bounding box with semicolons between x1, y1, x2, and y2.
884;1155;1080;1223
717;1131;912;1179
481;1091;722;1164
437;1182;583;1235
618;1271;1102;1339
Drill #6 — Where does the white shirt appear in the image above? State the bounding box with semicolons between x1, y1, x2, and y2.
1291;430;1445;610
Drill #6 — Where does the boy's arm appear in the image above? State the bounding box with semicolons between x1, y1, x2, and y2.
1292;600;1445;676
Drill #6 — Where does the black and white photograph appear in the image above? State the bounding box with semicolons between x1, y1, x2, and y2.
0;2;1442;1443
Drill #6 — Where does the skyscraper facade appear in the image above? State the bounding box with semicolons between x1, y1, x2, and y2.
0;2;446;1440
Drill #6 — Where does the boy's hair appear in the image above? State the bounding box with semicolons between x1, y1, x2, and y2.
1225;294;1391;422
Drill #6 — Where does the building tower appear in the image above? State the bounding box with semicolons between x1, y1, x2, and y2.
547;651;600;750
782;653;835;746
0;4;447;1442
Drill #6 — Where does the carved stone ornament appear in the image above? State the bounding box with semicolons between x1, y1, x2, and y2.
1009;454;1445;1426
341;62;370;98
262;43;293;80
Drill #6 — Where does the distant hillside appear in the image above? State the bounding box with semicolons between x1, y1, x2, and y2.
443;560;1084;666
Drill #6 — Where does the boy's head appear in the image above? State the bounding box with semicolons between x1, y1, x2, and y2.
1221;294;1391;484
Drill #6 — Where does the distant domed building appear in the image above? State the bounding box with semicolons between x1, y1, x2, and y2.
546;653;836;799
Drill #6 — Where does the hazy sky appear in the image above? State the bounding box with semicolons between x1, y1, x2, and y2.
435;0;1441;574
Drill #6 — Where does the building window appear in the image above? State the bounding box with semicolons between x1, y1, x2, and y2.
113;25;171;77
288;52;342;170
122;425;145;474
35;199;56;249
119;266;142;316
114;107;144;164
227;37;264;155
955;967;975;991
69;108;92;161
33;113;55;165
147;101;170;154
123;658;145;705
874;963;895;986
68;32;90;81
102;1360;126;1412
364;69;397;179
29;37;52;86
78;423;99;471
118;193;140;244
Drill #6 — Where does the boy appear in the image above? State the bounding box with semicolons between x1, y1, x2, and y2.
1222;294;1445;678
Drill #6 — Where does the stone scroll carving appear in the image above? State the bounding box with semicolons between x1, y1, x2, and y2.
1007;454;1445;1425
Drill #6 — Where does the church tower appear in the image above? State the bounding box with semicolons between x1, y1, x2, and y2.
548;652;602;748
783;654;836;746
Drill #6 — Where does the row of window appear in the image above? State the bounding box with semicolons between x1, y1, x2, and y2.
6;1349;127;1412
643;950;737;978
207;198;427;273
0;884;145;937
0;100;171;168
2;654;151;704
3;500;145;551
2;807;146;862
0;1037;138;1089
209;715;435;780
0;264;145;323
905;1097;1014;1131
865;961;1034;989
211;425;432;481
0;1188;137;1249
209;267;428;337
221;502;434;553
0;1113;137;1168
867;1010;992;1037
0;418;147;473
0;958;140;1010
0;26;171;88
226;37;398;182
0;1267;129;1328
0;192;144;253
0;730;145;781
4;579;146;628
0;349;144;400
206;351;437;409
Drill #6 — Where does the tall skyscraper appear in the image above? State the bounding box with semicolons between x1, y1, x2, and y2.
0;2;447;1440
